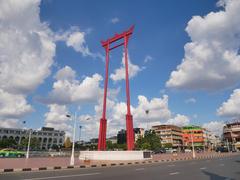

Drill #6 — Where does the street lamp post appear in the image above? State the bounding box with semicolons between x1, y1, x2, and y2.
26;129;32;159
145;110;149;131
66;112;77;166
79;125;82;142
191;129;196;159
226;138;230;152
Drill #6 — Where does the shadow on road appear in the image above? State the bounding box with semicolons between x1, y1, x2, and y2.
202;170;235;180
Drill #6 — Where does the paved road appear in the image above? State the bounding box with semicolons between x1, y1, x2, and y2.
0;152;230;169
0;155;239;180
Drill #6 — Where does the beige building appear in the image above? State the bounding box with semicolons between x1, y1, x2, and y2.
152;125;183;148
203;129;221;150
134;128;144;142
223;121;240;150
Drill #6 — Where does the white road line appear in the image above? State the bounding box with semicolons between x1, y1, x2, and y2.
219;163;224;166
168;164;175;167
200;167;206;170
23;172;101;180
169;172;179;175
135;168;145;171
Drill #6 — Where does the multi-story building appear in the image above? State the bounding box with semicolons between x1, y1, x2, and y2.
152;125;183;148
117;128;145;144
134;128;144;142
0;127;65;150
107;136;117;144
182;126;204;149
117;129;126;144
203;129;221;151
223;121;240;151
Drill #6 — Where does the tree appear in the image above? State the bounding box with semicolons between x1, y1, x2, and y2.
0;139;17;148
64;137;72;148
136;130;161;151
142;142;151;150
52;144;60;151
163;143;173;149
106;140;113;150
19;137;40;150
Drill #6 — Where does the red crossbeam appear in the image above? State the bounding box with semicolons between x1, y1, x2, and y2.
101;25;134;47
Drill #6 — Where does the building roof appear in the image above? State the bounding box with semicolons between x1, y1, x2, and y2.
152;124;181;130
182;125;202;130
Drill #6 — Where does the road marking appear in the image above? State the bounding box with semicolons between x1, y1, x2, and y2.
135;168;145;171
168;164;175;167
23;172;101;180
200;167;206;170
219;163;224;166
169;172;179;175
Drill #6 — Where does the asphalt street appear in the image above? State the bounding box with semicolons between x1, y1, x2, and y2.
0;155;239;180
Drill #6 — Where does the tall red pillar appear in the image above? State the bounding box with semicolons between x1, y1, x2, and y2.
98;26;135;151
124;36;134;150
98;44;109;151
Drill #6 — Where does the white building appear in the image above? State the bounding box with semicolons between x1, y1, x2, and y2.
0;127;65;150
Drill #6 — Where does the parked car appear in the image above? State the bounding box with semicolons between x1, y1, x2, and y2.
215;147;228;153
0;148;25;158
184;149;192;153
153;148;166;154
166;149;177;153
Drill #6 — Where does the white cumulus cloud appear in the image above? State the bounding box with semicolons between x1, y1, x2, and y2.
110;53;142;82
44;104;72;137
202;121;225;136
185;98;196;104
165;114;190;127
110;17;120;24
54;26;103;60
0;90;33;119
42;66;103;105
166;0;240;91
0;0;55;127
217;89;240;117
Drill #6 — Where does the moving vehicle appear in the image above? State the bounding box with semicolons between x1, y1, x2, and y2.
0;148;25;158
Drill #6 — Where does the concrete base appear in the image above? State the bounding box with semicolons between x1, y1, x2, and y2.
79;151;152;161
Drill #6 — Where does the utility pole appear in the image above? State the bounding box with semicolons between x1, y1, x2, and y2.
26;129;32;159
66;112;77;166
191;129;196;159
79;125;82;142
145;110;149;131
226;138;230;152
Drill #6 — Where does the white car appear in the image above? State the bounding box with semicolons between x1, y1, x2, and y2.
166;149;177;153
184;149;192;153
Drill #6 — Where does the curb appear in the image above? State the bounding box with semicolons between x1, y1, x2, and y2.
0;153;238;174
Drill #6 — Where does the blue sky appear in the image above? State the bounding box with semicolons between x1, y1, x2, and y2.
1;0;240;139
